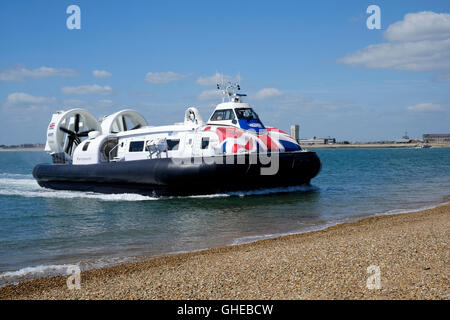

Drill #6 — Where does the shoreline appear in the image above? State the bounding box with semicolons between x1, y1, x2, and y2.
1;202;448;299
1;145;449;152
305;143;450;149
0;148;44;152
0;200;447;287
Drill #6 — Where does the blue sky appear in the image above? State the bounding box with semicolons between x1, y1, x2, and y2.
1;0;449;144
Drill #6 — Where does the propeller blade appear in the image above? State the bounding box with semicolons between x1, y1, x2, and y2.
74;114;80;133
122;116;128;131
77;129;94;137
60;126;75;135
65;136;74;154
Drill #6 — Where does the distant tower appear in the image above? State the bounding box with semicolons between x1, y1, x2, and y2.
291;124;300;141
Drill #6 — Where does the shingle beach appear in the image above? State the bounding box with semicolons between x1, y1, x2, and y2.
1;203;448;300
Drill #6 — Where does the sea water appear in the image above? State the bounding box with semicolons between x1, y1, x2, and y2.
0;148;449;285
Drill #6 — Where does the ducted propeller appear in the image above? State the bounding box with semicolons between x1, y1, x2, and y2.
100;109;147;134
59;113;93;155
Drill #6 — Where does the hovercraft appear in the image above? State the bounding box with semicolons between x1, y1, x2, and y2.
33;83;321;196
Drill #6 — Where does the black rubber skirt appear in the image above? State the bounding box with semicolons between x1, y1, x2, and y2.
33;151;321;196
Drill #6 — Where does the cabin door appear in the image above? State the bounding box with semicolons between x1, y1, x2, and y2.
184;133;202;157
192;135;202;157
184;133;195;157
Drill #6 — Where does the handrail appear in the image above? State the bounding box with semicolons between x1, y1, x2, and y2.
146;138;168;159
108;142;119;162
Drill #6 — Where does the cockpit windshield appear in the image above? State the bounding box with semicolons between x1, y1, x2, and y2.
235;108;260;121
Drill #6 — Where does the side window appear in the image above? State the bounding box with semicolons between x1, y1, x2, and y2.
201;137;209;149
210;109;234;121
211;110;224;121
224;109;235;120
129;141;144;152
82;142;90;151
167;139;180;151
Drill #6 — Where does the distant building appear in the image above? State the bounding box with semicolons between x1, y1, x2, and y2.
423;134;450;144
299;137;336;145
395;138;411;144
395;131;411;144
290;123;335;145
290;125;299;140
0;143;45;150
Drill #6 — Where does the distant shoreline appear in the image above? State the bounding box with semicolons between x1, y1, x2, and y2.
0;148;44;152
1;144;449;152
305;143;450;149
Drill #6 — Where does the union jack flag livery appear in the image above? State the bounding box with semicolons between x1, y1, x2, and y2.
204;126;301;154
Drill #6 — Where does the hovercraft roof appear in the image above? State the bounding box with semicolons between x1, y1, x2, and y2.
214;101;251;110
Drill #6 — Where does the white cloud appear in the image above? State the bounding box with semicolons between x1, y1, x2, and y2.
406;102;445;112
196;73;239;86
5;92;55;105
129;91;153;97
3;92;56;112
61;84;113;96
63;99;85;107
278;94;341;112
254;88;282;100
198;89;222;101
432;72;450;82
62;98;113;108
338;12;450;73
339;39;450;71
0;66;77;81
199;86;282;101
96;99;113;107
385;12;450;42
145;71;189;84
92;70;112;78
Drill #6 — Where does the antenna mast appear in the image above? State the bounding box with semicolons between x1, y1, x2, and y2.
216;80;245;103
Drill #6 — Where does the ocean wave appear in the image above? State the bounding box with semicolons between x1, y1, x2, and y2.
185;194;230;199
165;185;317;200
227;185;317;197
375;200;450;216
0;264;73;279
0;178;158;201
0;188;159;201
231;221;341;245
231;200;450;245
0;175;317;201
0;178;39;188
0;173;33;179
0;256;137;287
